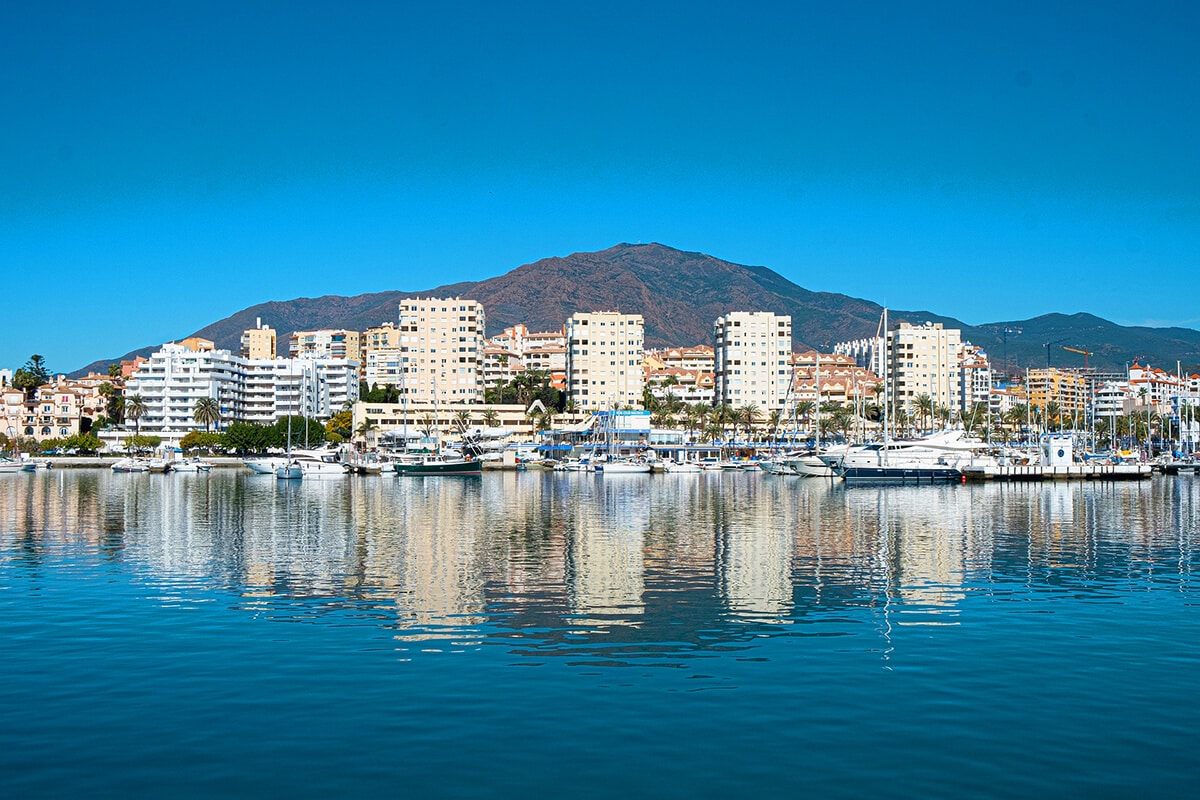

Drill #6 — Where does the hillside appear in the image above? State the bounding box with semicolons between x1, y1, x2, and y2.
74;243;1200;375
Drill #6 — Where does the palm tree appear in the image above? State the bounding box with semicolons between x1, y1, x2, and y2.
737;404;759;441
354;418;378;448
125;394;147;438
827;405;855;441
914;393;933;432
712;402;735;440
193;397;221;432
481;409;500;428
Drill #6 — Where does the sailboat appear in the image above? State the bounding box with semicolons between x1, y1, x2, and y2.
787;352;835;478
837;308;963;484
275;395;302;480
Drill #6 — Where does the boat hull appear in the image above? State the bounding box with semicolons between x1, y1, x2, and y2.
394;460;482;476
840;465;963;484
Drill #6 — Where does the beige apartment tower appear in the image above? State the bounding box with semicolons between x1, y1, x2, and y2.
396;297;486;404
713;312;792;412
566;312;645;410
241;319;277;360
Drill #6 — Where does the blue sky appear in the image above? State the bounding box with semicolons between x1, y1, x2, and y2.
3;1;1198;373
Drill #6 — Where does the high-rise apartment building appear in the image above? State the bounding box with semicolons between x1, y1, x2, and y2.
887;321;963;416
396;297;486;404
566;312;645;410
713;312;792;412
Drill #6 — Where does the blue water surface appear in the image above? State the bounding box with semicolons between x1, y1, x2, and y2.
1;469;1197;798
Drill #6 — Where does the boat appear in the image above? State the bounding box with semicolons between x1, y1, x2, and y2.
788;353;835;477
836;309;969;485
394;453;482;476
111;457;151;473
786;449;836;478
0;458;34;474
275;459;303;480
596;457;652;474
663;458;702;474
171;458;213;473
276;412;303;480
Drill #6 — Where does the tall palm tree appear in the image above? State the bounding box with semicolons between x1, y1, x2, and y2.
737;404;760;441
125;394;147;438
914;393;933;432
481;409;500;428
193;397;221;432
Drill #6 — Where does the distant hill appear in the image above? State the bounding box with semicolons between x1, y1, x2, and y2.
74;243;1200;376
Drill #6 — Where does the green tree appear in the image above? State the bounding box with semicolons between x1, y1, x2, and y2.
481;409;500;428
827;405;855;441
737;404;760;441
914;393;933;432
222;422;275;454
272;416;325;449
354;418;378;447
11;355;50;396
180;431;223;452
124;434;162;452
107;363;122;378
193;397;221;432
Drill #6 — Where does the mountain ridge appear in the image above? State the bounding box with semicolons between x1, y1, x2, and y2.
73;243;1200;376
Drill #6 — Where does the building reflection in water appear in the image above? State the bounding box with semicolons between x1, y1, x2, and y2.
0;469;1196;661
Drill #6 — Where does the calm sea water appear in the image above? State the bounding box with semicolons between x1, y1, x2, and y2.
1;468;1197;798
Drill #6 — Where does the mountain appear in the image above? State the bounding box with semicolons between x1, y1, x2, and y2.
74;243;1200;376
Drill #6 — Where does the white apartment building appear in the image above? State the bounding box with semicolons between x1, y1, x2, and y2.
124;343;248;437
243;356;359;424
887;321;963;417
289;328;362;361
363;347;407;389
124;342;359;442
959;344;992;411
396;297;486;404
361;323;404;381
713;312;792;413
566;312;645;410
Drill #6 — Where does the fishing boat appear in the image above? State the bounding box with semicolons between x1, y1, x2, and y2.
394;453;482;476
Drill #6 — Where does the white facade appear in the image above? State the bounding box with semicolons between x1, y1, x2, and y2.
959;345;992;411
566;312;645;410
396;297;486;404
243;356;359;424
289;328;362;361
124;343;359;442
713;312;792;412
124;344;247;436
363;347;407;389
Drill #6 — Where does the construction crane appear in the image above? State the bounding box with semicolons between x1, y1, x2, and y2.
1043;338;1068;369
1063;345;1093;369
